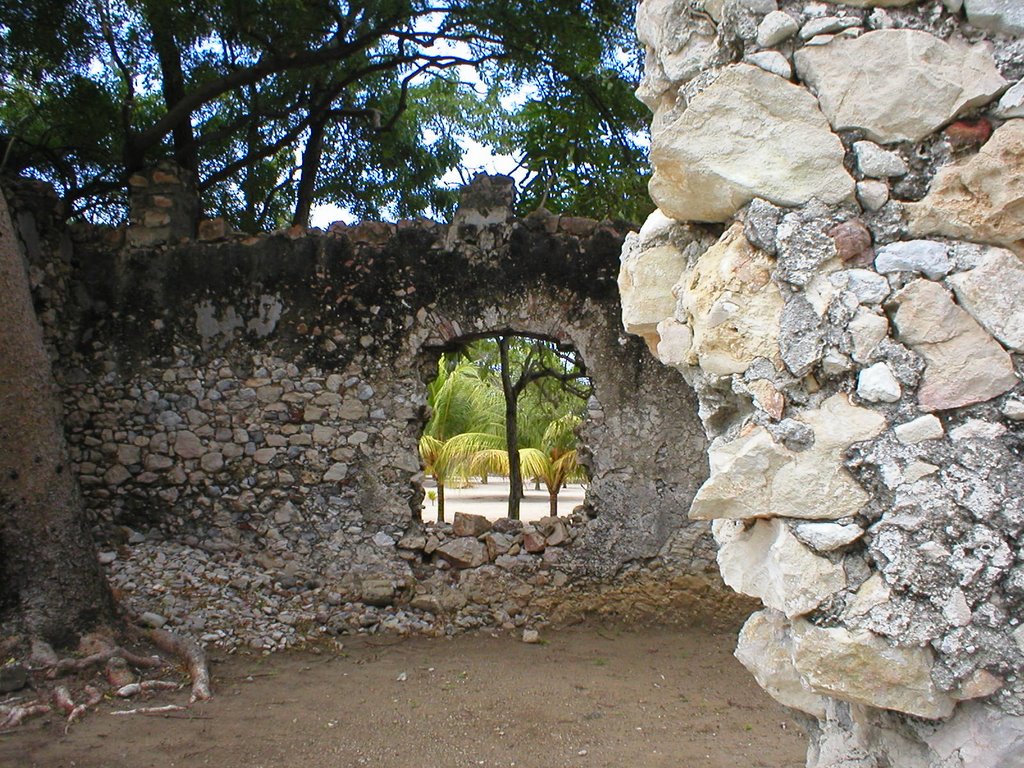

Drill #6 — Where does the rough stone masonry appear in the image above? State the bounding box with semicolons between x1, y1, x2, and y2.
622;0;1024;765
4;173;737;652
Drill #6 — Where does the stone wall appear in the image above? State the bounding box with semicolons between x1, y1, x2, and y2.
624;1;1024;765
4;175;729;651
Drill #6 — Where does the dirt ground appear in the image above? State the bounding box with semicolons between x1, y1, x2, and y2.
2;623;808;768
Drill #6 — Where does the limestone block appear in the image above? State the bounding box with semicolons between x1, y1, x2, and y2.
790;620;956;719
649;64;853;222
691;394;886;520
906;120;1024;257
794;30;1006;144
714;518;847;618
853;141;907;178
856;180;889;212
655;318;693;368
965;0;1024;35
744;51;791;79
676;223;784;376
891;279;1017;411
452;512;492;538
619;234;688;343
844;573;891;620
735;610;828;718
840;269;890;305
947;246;1024;352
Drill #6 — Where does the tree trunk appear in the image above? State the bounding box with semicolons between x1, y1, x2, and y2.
292;116;326;228
548;491;558;518
437;482;445;523
0;192;116;647
498;337;523;520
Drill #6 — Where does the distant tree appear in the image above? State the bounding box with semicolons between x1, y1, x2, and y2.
0;0;651;227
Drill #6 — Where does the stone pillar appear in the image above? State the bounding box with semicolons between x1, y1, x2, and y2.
621;1;1024;765
127;160;199;248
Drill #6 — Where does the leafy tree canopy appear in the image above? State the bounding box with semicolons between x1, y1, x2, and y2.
0;0;652;228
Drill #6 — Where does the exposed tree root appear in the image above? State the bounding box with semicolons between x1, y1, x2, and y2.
0;702;51;729
48;645;163;678
110;704;187;716
116;680;181;698
146;629;211;703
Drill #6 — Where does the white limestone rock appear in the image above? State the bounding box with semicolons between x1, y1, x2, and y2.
735;610;828;718
836;269;890;305
848;308;889;363
906;120;1024;257
635;0;718;110
691;393;886;520
791;621;955;719
675;223;784;376
618;235;689;344
875;240;952;280
993;80;1024;119
947;246;1024;352
745;51;791;79
793;522;864;552
965;0;1024;35
857;362;902;403
834;0;915;5
794;30;1006;144
844;573;891;620
649;64;853;222
714;518;847;618
891;279;1018;412
924;703;1024;768
856;180;889;212
756;10;799;47
853;141;907;178
799;16;861;40
655;318;693;369
894;414;944;444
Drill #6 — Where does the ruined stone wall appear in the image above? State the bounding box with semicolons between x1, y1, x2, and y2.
624;0;1024;764
4;176;726;650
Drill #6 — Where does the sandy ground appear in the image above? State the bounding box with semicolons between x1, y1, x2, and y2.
2;624;808;768
421;479;587;523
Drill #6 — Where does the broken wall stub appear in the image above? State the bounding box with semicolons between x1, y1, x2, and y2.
625;1;1024;765
6;174;720;650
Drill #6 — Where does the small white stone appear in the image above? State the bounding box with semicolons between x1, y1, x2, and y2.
853;141;908;178
903;461;938;483
993;80;1024;119
942;589;972;627
950;419;1007;442
856;180;889;212
857;362;901;403
875;240;952;280
757;10;799;47
745;51;792;79
894;414;944;444
522;628;540;644
800;16;861;39
1001;398;1024;421
821;349;852;376
793;522;864;552
1014;625;1024;653
849;308;889;363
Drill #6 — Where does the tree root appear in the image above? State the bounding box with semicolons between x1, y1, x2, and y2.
146;629;211;703
110;704;187;716
116;680;181;698
0;702;51;729
48;646;163;678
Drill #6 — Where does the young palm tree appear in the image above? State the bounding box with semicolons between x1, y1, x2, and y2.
419;356;502;522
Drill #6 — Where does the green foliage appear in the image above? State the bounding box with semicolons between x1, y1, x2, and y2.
0;0;648;225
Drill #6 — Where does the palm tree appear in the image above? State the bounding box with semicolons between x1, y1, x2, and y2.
419;356;502;522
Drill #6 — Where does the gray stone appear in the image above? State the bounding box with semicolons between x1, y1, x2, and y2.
173;430;204;459
993;80;1024;119
435;538;489;569
833;269;889;305
522;628;540;644
799;16;862;39
360;579;395;607
794;30;1006;144
756;10;799;47
743;198;782;255
965;0;1024;35
874;240;952;280
853;141;907;178
452;512;492;538
775;205;838;286
139;611;168;628
779;295;824;377
856;362;901;403
0;664;29;693
323;462;348;482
